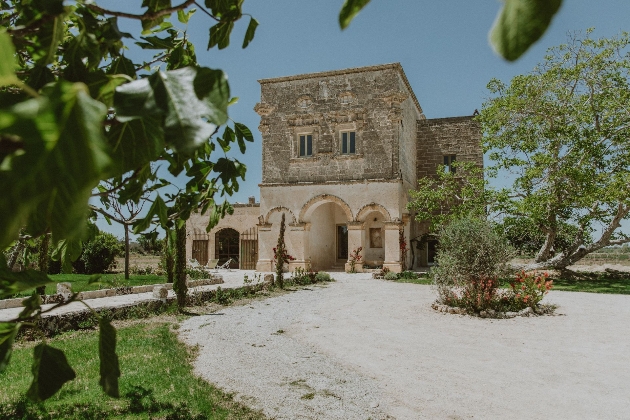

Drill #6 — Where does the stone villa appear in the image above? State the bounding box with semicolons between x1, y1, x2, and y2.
186;63;482;272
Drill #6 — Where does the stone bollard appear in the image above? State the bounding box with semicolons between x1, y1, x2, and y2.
263;274;274;289
57;282;72;302
152;285;168;303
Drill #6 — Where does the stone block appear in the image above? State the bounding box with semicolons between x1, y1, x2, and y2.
57;282;72;301
152;285;168;300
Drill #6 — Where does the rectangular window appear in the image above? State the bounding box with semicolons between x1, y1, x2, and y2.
341;131;356;154
299;134;312;157
443;155;456;173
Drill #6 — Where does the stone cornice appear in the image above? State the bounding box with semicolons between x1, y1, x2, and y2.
259;178;403;188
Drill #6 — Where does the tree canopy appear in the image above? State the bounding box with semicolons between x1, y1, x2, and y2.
479;30;630;269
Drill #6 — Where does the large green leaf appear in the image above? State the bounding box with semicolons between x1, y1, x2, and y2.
107;114;165;176
51;238;83;274
208;21;234;50
490;0;563;61
141;0;172;33
27;344;76;402
0;31;18;87
107;56;137;79
0;322;20;373
98;318;120;398
0;255;52;299
242;17;258;48
114;67;229;154
133;194;168;233
0;81;110;249
339;0;370;30
34;15;66;66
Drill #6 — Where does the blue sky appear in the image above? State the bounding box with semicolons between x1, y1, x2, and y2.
96;0;630;238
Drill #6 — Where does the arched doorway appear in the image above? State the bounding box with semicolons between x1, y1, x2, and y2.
307;202;350;270
215;228;239;269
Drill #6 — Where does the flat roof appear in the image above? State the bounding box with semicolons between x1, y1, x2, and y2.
258;63;423;116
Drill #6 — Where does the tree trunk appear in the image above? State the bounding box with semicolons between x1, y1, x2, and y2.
174;224;188;309
36;233;50;295
124;223;130;280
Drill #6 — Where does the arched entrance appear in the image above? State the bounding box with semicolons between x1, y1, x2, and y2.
215;228;239;269
307;201;350;270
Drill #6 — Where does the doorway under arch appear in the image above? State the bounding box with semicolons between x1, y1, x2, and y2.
307;201;350;270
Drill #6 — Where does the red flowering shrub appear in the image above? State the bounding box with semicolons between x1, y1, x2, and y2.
442;276;500;312
510;271;553;309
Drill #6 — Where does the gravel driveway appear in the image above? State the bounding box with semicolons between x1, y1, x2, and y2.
179;273;630;420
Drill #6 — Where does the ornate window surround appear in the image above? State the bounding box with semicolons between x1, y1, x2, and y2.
292;126;318;159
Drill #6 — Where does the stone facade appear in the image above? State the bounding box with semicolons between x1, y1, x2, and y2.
187;63;482;272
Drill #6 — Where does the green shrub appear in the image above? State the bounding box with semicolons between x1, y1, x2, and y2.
431;216;514;308
384;272;399;281
80;233;124;274
399;270;418;280
314;272;332;282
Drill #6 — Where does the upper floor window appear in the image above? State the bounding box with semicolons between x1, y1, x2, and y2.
299;134;313;157
341;131;356;154
444;155;456;173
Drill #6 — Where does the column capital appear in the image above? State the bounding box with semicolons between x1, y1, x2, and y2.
346;221;364;230
289;222;311;231
383;221;403;230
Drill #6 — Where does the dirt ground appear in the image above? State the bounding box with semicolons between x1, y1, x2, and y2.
180;273;630;420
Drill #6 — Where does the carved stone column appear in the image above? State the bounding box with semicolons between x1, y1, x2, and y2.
255;223;274;272
288;223;312;271
383;220;403;273
345;221;364;273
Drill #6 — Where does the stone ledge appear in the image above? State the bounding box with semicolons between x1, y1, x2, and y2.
0;276;224;310
431;302;555;318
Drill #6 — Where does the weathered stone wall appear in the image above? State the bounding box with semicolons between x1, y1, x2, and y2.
257;63;424;185
416;116;483;180
186;203;260;263
412;116;483;268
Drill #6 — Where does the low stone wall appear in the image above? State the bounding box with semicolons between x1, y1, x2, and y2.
0;277;224;310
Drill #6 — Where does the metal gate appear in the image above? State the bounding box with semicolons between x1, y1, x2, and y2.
192;240;209;265
240;226;258;270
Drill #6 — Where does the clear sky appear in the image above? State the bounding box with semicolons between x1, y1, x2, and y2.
96;0;630;238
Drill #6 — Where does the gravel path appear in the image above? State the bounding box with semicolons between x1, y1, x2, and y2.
179;273;630;420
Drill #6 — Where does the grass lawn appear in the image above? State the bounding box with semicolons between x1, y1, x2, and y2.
0;320;264;420
550;272;630;294
12;274;167;297
399;271;630;294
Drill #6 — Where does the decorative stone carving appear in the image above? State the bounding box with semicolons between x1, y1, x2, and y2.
258;120;270;134
254;102;275;116
326;109;366;123
380;91;408;107
296;95;313;109
338;91;356;105
287;114;321;127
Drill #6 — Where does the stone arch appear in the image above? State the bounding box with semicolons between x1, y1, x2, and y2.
264;206;297;225
356;203;391;222
299;194;353;223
